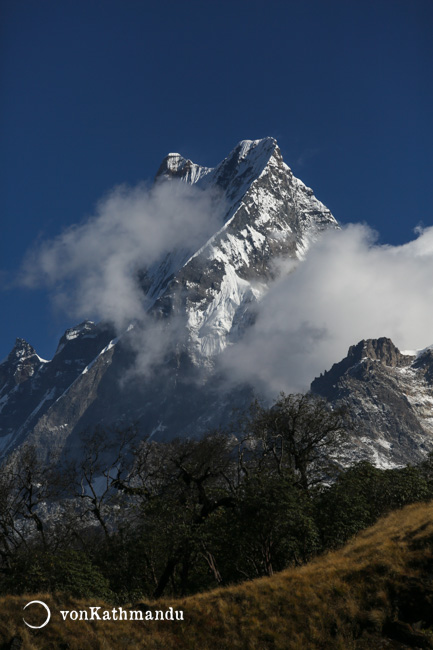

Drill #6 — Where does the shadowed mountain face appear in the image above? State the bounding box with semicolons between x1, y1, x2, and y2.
311;338;433;468
0;322;116;461
0;138;338;462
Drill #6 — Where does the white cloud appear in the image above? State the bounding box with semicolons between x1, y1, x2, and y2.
220;223;433;396
20;180;433;398
20;179;225;331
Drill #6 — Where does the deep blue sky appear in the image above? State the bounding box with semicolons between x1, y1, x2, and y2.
1;0;432;361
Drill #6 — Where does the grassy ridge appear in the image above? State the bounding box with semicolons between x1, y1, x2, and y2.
2;501;433;649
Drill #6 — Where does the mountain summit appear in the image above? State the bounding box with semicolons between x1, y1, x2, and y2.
311;338;433;467
149;138;337;360
1;138;338;460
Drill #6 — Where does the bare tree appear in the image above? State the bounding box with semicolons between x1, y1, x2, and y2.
74;426;137;538
0;444;70;565
246;393;347;490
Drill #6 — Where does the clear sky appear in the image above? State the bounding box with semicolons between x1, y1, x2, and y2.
1;0;432;362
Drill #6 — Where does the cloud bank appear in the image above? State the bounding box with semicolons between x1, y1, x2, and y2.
20;178;433;396
21;179;225;330
221;223;433;396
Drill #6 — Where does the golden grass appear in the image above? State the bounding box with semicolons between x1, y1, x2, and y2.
2;501;433;649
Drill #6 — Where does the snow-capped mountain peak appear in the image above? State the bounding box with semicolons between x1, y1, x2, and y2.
156;152;212;184
7;338;37;362
149;137;337;361
1;138;338;460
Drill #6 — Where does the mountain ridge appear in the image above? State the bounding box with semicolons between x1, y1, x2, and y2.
312;336;433;468
1;137;338;460
3;138;432;470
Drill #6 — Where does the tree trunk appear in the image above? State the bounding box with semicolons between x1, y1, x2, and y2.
153;552;181;599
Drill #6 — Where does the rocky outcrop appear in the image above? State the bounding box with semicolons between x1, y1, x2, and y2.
311;339;433;467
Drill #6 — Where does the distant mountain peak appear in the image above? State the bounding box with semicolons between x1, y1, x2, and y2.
347;337;413;367
155;152;212;184
311;338;415;397
9;338;36;361
155;137;280;188
232;136;277;157
311;336;433;468
0;338;40;391
149;138;337;363
54;320;111;357
228;137;277;160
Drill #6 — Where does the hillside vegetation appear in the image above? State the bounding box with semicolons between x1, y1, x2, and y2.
2;500;433;649
4;395;433;604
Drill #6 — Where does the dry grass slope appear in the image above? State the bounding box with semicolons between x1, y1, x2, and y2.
2;501;433;649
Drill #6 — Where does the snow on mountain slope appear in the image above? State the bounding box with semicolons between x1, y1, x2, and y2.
1;138;338;459
151;138;337;362
141;138;289;311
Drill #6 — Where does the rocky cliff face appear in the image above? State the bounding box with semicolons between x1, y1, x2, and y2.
0;138;337;461
311;338;433;468
0;322;115;458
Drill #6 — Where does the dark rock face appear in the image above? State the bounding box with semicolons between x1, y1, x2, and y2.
348;338;414;367
312;338;414;401
0;339;40;386
311;339;433;467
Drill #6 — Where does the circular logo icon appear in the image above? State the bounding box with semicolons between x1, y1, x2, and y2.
23;600;51;629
